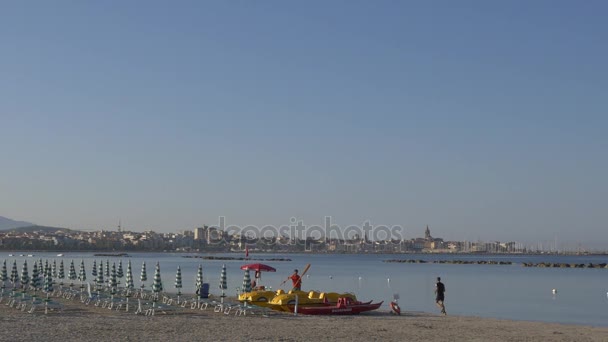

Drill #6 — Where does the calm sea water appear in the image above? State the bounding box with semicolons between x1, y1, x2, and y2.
3;252;607;327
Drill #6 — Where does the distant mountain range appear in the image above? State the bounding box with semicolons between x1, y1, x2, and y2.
11;225;78;233
0;216;34;230
0;216;81;233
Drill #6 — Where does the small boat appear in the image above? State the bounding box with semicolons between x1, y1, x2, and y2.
8;254;14;257
238;287;279;307
56;254;64;257
288;297;383;315
27;254;34;257
268;290;358;312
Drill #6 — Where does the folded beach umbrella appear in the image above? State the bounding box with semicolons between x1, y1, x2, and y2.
52;260;57;278
124;260;135;312
58;260;65;286
68;260;77;287
31;262;41;294
109;263;118;296
117;260;124;279
96;262;104;294
195;265;204;300
20;260;29;291
78;260;86;283
152;262;163;297
91;260;97;278
44;265;53;293
43;265;54;314
140;261;147;290
219;264;227;303
105;260;110;278
242;268;251;293
10;260;19;287
1;260;8;288
37;259;43;277
78;260;86;290
125;260;134;290
175;266;182;297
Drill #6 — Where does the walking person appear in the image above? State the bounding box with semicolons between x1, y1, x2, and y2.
435;276;446;315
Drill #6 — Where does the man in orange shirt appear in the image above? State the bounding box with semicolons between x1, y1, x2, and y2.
287;269;302;291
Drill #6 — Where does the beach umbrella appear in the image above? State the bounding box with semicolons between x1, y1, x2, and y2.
219;264;227;303
117;260;124;280
58;260;65;287
195;264;204;301
1;260;8;293
95;262;104;296
175;266;182;302
140;262;147;291
44;265;53;292
239;263;276;273
68;260;77;288
31;262;41;296
242;268;251;293
152;262;163;296
10;260;19;289
43;265;53;314
150;262;163;314
78;260;86;283
124;260;134;312
77;260;86;292
240;263;275;283
109;263;118;296
91;260;97;277
20;260;29;297
52;260;57;278
125;260;134;290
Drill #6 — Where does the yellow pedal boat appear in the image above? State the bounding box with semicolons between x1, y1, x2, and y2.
238;288;284;307
268;290;357;312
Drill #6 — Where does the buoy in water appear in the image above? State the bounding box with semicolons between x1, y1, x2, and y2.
329;275;333;279
552;289;557;294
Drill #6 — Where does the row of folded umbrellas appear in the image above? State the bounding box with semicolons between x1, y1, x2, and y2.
0;259;273;298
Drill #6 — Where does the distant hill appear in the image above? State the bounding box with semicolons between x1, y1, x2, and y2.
0;216;34;230
10;225;78;234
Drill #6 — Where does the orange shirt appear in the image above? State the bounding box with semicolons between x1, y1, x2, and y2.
289;274;301;288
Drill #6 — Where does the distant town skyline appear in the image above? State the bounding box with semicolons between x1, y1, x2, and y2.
1;2;607;248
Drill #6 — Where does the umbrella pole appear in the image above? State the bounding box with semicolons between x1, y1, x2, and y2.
45;293;49;314
294;293;298;316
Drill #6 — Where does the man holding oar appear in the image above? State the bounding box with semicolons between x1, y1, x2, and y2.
287;269;302;291
282;264;310;291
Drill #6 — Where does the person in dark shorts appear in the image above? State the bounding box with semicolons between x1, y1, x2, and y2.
435;277;446;315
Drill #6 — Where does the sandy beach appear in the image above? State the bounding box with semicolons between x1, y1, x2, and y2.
1;295;607;342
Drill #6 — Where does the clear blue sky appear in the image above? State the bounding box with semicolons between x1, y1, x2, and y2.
1;1;606;248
